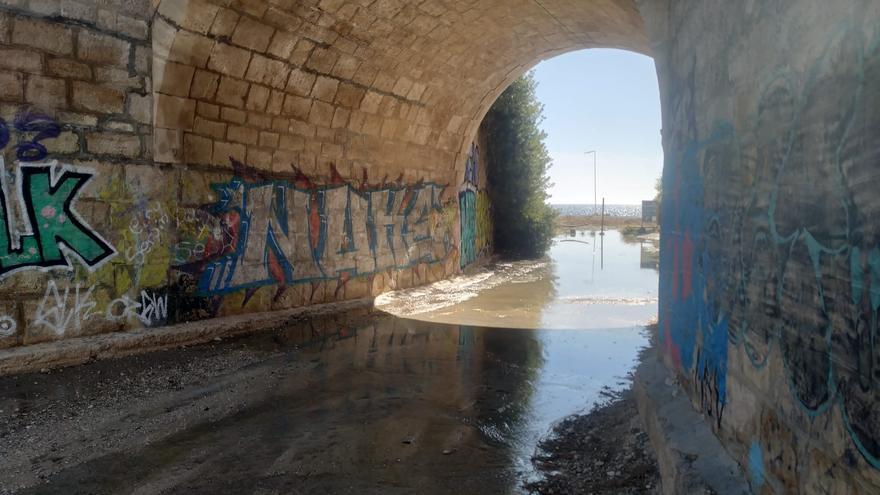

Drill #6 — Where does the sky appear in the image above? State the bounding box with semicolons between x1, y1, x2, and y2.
532;49;663;205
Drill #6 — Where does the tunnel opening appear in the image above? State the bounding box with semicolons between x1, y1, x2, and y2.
146;0;656;331
378;47;663;330
369;48;665;491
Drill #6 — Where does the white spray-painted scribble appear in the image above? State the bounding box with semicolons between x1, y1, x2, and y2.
34;280;97;335
0;315;16;338
106;290;168;326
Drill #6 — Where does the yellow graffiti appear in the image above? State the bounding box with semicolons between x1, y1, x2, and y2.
476;190;492;255
94;176;173;294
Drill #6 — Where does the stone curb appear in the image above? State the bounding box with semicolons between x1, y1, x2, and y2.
0;298;374;376
634;350;752;495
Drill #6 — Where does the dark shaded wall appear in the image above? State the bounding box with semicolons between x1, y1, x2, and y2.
458;126;492;269
640;0;880;491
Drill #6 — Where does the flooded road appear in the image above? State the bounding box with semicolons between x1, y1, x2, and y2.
378;230;658;330
0;230;659;494
377;230;659;484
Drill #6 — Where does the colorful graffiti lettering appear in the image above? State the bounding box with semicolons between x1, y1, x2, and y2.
0;107;61;163
459;190;477;267
178;161;451;296
659;124;731;428
459;142;491;268
464;142;479;186
660;23;880;471
0;160;116;279
0;108;115;281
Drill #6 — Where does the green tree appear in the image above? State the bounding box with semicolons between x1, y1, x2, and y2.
482;72;557;258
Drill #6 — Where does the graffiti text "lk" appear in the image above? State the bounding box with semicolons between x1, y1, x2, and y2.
0;160;116;279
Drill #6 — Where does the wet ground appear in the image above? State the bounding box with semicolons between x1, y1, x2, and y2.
525;386;658;494
0;230;660;494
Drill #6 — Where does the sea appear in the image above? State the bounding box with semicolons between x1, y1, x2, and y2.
552;203;641;218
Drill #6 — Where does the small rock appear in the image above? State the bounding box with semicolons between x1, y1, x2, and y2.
442;449;454;455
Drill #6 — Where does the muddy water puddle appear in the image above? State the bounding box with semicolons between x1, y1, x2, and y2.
378;230;658;330
373;229;660;489
1;230;659;494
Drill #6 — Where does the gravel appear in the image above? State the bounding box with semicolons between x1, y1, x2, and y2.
524;386;660;494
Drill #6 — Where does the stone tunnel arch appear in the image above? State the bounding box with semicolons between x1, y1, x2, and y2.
0;0;878;492
146;0;653;314
150;0;649;189
147;2;880;490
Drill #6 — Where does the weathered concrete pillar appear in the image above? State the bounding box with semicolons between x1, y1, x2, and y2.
641;0;880;491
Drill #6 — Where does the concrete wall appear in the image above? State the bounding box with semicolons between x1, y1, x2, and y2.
642;0;880;492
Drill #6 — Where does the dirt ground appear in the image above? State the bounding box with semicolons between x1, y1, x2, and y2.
556;214;642;230
524;386;660;494
555;215;658;239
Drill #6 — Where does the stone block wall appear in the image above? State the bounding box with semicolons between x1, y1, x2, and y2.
458;126;492;268
0;0;635;354
0;1;155;346
641;0;880;492
0;0;470;350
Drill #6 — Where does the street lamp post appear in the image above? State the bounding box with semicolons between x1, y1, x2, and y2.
585;150;597;213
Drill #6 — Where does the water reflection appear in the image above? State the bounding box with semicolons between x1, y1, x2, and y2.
640;239;660;271
377;231;658;331
540;231;658;329
371;229;659;489
7;230;661;494
12;317;547;494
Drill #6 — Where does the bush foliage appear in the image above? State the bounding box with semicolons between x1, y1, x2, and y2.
482;72;557;258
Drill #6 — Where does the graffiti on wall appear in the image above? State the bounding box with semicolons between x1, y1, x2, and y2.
0;108;116;280
106;290;169;326
0;315;16;338
34;280;97;335
176;160;452;298
464;142;479;185
459;190;477;267
0;123;457;337
32;280;169;336
459;142;491;267
476;190;491;255
659;123;731;428
660;23;880;470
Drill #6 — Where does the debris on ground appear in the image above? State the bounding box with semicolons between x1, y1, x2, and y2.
525;386;660;494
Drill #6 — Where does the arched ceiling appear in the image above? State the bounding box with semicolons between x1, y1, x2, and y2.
153;0;648;183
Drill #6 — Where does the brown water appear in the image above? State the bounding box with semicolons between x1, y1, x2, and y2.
376;229;660;485
0;230;659;494
377;230;658;330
